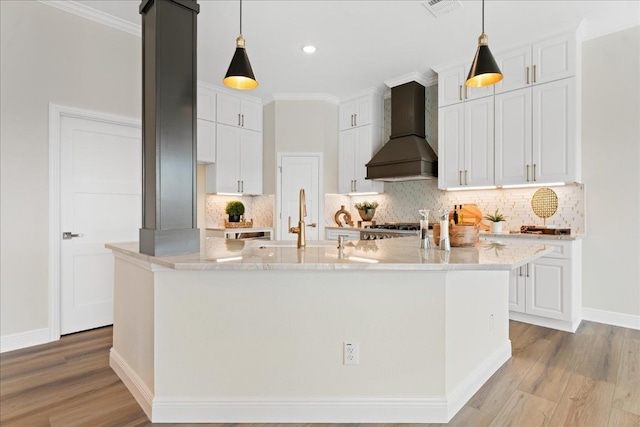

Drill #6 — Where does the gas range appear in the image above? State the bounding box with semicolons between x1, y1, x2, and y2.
361;223;421;240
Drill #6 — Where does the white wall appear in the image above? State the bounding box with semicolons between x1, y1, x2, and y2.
0;1;141;338
581;26;640;319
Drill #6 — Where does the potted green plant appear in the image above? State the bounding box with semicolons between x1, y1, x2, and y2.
354;201;379;221
483;209;506;233
225;200;245;222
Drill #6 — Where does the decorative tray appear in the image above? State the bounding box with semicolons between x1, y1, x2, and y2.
520;225;571;235
224;219;254;229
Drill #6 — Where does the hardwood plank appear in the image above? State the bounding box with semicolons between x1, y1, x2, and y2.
609;408;640;426
518;330;585;402
489;390;556;427
626;328;640;341
613;338;640;415
420;406;494;427
549;373;615;427
574;328;624;383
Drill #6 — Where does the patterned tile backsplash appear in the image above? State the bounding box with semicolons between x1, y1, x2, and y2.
206;194;274;228
326;181;585;233
206;182;585;234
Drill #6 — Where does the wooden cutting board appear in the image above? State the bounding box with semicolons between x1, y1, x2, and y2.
449;204;489;231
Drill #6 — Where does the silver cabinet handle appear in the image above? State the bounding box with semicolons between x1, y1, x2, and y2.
237;180;241;192
459;170;462;186
464;86;468;100
459;85;462;101
533;164;537;181
237;113;241;126
533;65;537;83
62;232;83;240
351;114;354;127
526;164;530;182
241;180;244;192
241;114;244;127
465;170;468;185
526;263;530;277
354;114;357;126
526;66;530;85
353;179;357;192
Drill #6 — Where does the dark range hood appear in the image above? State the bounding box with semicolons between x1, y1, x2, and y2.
366;81;438;181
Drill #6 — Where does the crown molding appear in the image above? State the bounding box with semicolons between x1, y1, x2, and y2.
266;93;340;105
39;1;141;37
385;71;437;88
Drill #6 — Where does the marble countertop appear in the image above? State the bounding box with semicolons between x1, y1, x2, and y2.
107;236;554;271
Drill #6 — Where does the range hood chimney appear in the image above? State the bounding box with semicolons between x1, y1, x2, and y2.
366;81;438;181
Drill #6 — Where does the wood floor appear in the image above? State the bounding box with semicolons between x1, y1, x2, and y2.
1;320;639;426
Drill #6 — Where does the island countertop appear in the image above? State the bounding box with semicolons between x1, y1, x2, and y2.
106;236;554;271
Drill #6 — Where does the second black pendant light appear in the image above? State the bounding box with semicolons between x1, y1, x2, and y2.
223;0;258;90
465;0;502;88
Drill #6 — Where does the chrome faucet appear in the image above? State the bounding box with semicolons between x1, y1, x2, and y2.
288;188;307;248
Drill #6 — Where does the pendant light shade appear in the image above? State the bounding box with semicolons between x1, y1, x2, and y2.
465;0;502;88
223;0;258;90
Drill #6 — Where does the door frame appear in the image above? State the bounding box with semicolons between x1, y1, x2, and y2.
276;152;324;241
48;104;140;341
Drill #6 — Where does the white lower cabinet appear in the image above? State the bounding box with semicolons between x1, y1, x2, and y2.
494;237;581;332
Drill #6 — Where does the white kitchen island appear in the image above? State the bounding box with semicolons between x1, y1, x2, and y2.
107;237;553;423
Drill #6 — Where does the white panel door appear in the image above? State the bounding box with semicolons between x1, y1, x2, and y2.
215;124;241;193
240;99;263;132
60;115;141;334
495;45;532;94
216;92;242;127
532;34;576;85
438;103;464;189
196;119;216;164
526;257;571;321
508;265;526;313
338;129;356;194
279;155;321;241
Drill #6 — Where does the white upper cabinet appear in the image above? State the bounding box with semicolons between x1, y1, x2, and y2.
216;92;263;132
436;64;494;107
339;94;375;130
338;92;384;194
438;96;494;189
496;77;577;186
196;119;216;164
197;84;217;122
495;32;576;94
206;124;262;195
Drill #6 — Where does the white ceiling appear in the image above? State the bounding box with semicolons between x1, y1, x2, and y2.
71;0;639;102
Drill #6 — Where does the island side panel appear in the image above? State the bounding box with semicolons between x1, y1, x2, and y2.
110;254;156;412
152;269;448;398
443;270;511;418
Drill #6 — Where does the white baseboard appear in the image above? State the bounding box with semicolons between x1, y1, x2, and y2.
509;311;581;332
112;341;511;423
446;340;512;420
109;348;153;419
582;307;640;330
0;328;52;353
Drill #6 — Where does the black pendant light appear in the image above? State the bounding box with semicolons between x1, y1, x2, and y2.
223;0;258;90
465;0;502;88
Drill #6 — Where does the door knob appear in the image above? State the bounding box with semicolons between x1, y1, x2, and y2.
62;232;83;240
306;223;317;228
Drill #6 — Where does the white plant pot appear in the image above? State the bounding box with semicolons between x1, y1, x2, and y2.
490;222;503;233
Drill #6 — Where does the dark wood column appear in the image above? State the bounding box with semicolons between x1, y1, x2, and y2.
139;0;200;256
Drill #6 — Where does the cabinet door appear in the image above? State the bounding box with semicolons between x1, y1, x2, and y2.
338;129;356;193
216;93;242;127
464;97;494;187
495;45;532;94
197;86;217;121
197;119;216;164
532;78;576;183
215;124;241;193
495;88;532;186
509;265;526;313
339;101;356;131
326;229;361;241
239;129;263;195
526;257;571;320
240;100;263;132
353;95;372;127
353;126;384;193
438;103;465;189
532;34;576;85
438;65;466;107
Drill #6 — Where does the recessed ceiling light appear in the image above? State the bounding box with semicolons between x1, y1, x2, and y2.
302;45;316;54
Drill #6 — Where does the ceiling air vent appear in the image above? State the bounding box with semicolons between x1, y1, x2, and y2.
422;0;462;18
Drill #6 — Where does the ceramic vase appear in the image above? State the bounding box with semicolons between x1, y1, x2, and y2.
490;221;503;233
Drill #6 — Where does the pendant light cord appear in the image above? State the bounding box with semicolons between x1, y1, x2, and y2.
482;0;485;33
239;0;243;35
